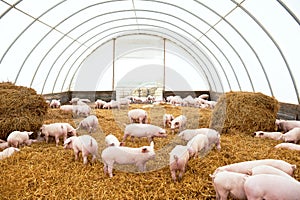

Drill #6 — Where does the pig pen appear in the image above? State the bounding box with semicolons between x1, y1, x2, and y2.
1;103;300;199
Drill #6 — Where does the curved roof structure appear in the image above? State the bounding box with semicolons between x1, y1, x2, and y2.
0;0;299;104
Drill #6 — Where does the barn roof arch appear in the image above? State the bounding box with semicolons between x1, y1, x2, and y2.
0;0;299;104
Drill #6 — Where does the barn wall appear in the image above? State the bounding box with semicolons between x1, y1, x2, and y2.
163;91;210;100
278;102;300;120
43;91;116;104
43;91;300;120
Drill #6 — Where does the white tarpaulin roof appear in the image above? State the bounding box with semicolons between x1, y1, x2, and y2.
0;0;299;103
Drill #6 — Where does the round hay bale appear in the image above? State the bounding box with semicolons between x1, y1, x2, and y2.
0;82;48;139
210;91;279;134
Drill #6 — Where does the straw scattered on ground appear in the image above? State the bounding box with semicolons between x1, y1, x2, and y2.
1;93;299;200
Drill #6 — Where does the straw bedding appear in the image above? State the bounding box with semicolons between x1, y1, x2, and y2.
0;82;48;139
1;92;299;200
210;91;279;134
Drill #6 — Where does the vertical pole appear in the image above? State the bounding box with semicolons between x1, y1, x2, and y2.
112;38;116;91
163;38;166;93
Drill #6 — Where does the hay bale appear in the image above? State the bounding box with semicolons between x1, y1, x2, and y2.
210;91;279;134
0;82;48;139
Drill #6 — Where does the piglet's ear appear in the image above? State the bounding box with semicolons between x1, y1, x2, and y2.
141;148;149;153
64;138;72;146
150;141;154;148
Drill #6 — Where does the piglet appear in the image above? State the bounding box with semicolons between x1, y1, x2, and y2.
179;128;221;151
169;145;191;182
123;124;167;142
210;171;248;200
252;131;283;141
105;134;124;146
163;114;174;128
281;127;300;143
0;141;9;150
275;143;300;151
0;147;20;160
244;174;300;200
7;131;33;148
40;123;76;146
101;141;155;177
64;135;98;165
276;119;300;133
249;165;295;180
170;115;187;133
212;159;296;177
186;134;209;158
128;109;148;124
77;115;98;133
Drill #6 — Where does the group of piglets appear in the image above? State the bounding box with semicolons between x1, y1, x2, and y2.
210;159;299;200
0;130;42;160
169;128;221;182
252;119;300;151
99;109;189;178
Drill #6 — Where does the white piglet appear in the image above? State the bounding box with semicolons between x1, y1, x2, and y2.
210;171;248;200
276;119;300;133
77;115;98;133
275;143;300;151
40;123;76;146
64;135;98;165
170;115;187;133
123;124;167;142
128;109;148;124
169;145;191;182
163;114;174;128
186;134;209;158
249;165;295;180
244;174;300;200
0;141;9;150
7;131;33;148
212;159;296;177
281;127;300;143
72;104;91;117
0;147;20;160
101;141;155;177
252;131;283;140
105;134;124;146
179;128;221;151
60;105;73;112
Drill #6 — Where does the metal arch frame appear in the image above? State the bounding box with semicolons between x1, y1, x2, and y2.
52;9;240;93
0;0;23;19
43;13;229;94
13;1;238;94
31;9;229;94
277;0;300;26
1;0;297;102
195;0;274;97
139;0;253;91
61;26;219;94
28;12;224;93
235;1;300;103
49;20;217;94
9;0;252;94
12;0;128;86
2;1;248;93
0;0;67;64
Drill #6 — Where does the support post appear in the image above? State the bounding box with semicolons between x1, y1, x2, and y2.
112;38;116;91
163;38;166;93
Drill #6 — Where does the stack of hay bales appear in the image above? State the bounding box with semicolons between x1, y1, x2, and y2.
210;91;279;134
0;82;48;139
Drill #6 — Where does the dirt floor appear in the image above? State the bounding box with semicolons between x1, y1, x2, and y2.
1;104;300;199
